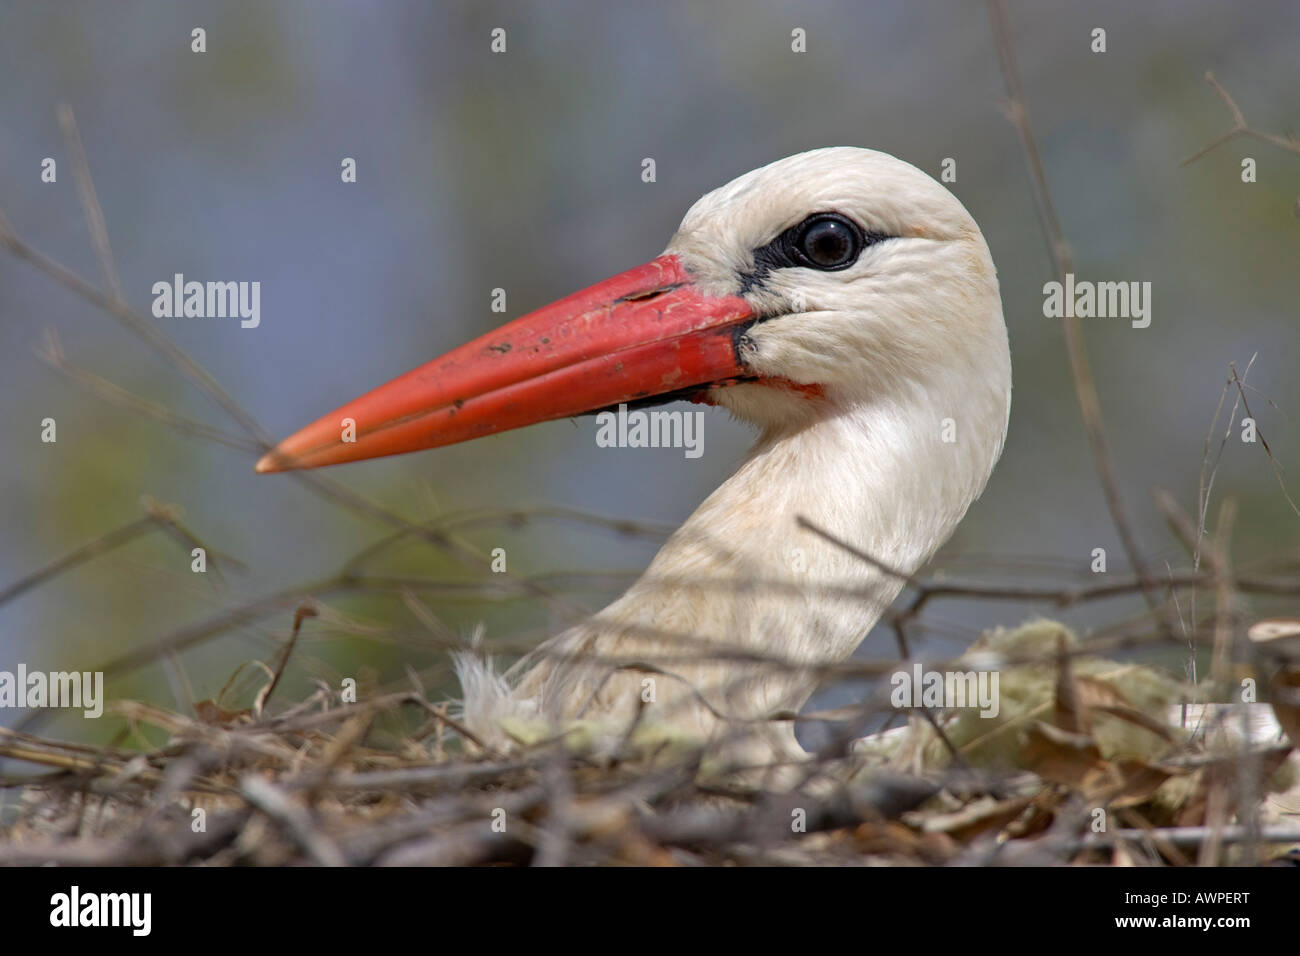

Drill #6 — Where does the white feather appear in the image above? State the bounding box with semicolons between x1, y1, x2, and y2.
456;148;1012;767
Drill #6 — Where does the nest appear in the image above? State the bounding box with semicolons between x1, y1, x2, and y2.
3;621;1297;867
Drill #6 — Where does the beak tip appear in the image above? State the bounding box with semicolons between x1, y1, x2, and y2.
254;451;282;474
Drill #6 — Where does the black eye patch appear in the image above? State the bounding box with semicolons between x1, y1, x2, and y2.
739;213;889;295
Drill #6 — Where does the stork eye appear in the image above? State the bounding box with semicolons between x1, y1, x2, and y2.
794;214;862;270
740;211;886;294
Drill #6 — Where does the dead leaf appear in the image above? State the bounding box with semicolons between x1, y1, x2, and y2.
1249;619;1300;743
1095;758;1179;809
854;821;957;862
194;699;251;725
1022;721;1108;788
1174;746;1294;826
1269;669;1300;745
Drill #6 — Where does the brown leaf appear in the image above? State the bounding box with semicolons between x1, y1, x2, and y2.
1022;721;1108;788
1094;758;1179;809
853;821;957;863
1269;668;1300;744
1173;746;1294;826
1004;792;1059;839
194;699;251;725
1249;620;1300;744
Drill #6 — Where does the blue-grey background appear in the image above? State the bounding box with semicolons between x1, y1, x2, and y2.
0;1;1296;743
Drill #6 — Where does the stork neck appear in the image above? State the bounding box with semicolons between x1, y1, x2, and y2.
529;382;1008;745
634;390;1002;668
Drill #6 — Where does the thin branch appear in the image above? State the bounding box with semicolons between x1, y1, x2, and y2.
59;104;124;302
1181;71;1300;166
255;604;318;715
35;328;261;453
1229;359;1300;518
0;513;156;607
987;0;1172;636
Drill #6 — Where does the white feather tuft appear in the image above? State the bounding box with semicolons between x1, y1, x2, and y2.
452;651;542;751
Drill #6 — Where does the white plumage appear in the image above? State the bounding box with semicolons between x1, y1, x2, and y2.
455;148;1012;767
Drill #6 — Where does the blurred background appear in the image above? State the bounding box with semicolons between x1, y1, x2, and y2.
0;1;1296;749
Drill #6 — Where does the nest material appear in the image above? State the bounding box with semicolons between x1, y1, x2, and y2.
1;621;1298;866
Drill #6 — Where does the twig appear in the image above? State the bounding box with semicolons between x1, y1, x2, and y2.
1228;359;1300;518
35;328;260;453
1079;824;1300;851
255;604;318;715
239;775;345;866
987;0;1172;636
0;512;156;607
59;104;124;302
1181;71;1300;166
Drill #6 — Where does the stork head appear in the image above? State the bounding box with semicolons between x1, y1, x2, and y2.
257;147;1009;472
669;148;1009;433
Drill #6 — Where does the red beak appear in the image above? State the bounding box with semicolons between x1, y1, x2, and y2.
255;254;756;472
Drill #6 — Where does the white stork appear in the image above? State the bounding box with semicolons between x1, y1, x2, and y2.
257;148;1012;769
